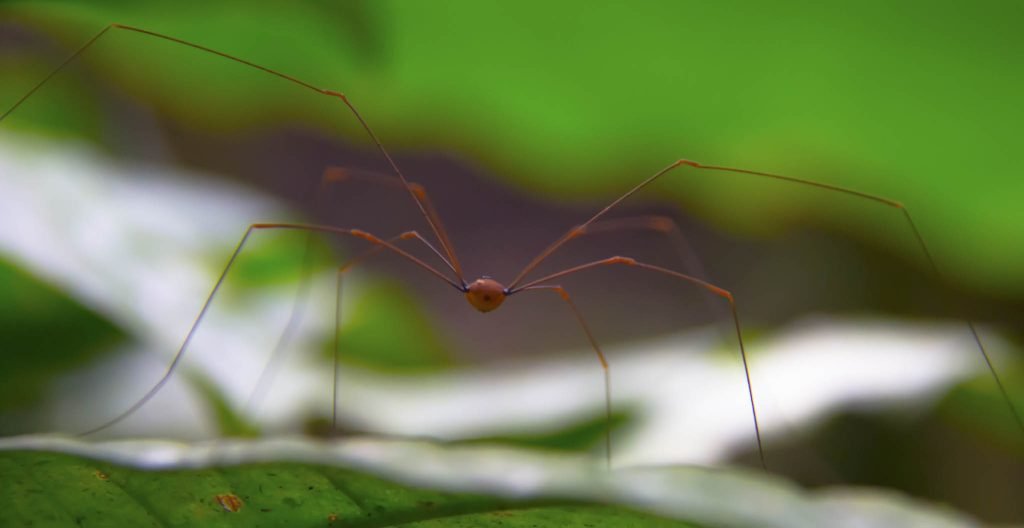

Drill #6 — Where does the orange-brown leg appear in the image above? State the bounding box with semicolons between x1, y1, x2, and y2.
326;230;443;431
243;165;462;416
244;230;443;419
569;215;727;320
520;285;613;469
572;215;707;284
1;23;464;283
515;256;767;470
508;159;1023;438
78;223;458;436
318;167;461;279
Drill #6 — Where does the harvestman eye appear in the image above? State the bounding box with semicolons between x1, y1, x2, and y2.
4;23;1022;472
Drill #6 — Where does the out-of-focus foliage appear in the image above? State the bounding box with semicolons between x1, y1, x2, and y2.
187;371;261;438
333;279;456;373
225;233;330;291
941;365;1024;449
0;259;124;418
1;0;1022;296
456;409;632;454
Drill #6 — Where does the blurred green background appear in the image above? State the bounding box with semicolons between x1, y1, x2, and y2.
1;0;1023;523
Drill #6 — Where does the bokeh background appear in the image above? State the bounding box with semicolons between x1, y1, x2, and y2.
1;1;1022;523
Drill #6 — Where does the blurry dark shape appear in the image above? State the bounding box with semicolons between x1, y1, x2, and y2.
311;0;389;70
738;401;1024;524
0;260;126;434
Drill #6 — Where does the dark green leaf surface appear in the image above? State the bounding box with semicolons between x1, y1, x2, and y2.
0;449;691;528
0;435;985;528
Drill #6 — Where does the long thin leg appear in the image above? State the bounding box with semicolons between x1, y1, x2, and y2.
251;223;461;290
320;166;459;277
573;215;709;286
241;160;459;417
519;285;613;469
508;160;685;289
245;230;441;418
328;229;443;433
242;234;317;418
320;168;715;286
508;159;1024;437
245;163;460;416
581;219;826;469
513;256;767;470
78;223;459;436
571;215;724;320
510;159;907;288
0;23;464;283
334;264;345;435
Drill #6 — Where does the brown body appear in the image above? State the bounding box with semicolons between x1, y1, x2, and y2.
465;278;507;312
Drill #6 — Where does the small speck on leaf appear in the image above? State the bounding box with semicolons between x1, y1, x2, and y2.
215;493;243;513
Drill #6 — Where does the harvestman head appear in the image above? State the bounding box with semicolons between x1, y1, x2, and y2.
4;23;1022;471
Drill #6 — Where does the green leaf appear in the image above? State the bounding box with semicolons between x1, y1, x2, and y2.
186;371;261;439
940;360;1024;452
225;231;335;292
455;408;633;454
333;280;457;372
1;452;696;527
0;435;985;528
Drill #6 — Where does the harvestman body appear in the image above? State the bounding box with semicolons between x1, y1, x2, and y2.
4;23;1022;470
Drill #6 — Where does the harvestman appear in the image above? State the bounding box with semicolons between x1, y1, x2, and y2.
4;24;1022;470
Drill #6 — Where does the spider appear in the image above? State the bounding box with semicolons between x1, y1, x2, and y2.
4;23;1020;471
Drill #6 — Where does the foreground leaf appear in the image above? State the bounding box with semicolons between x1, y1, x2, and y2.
0;435;983;528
